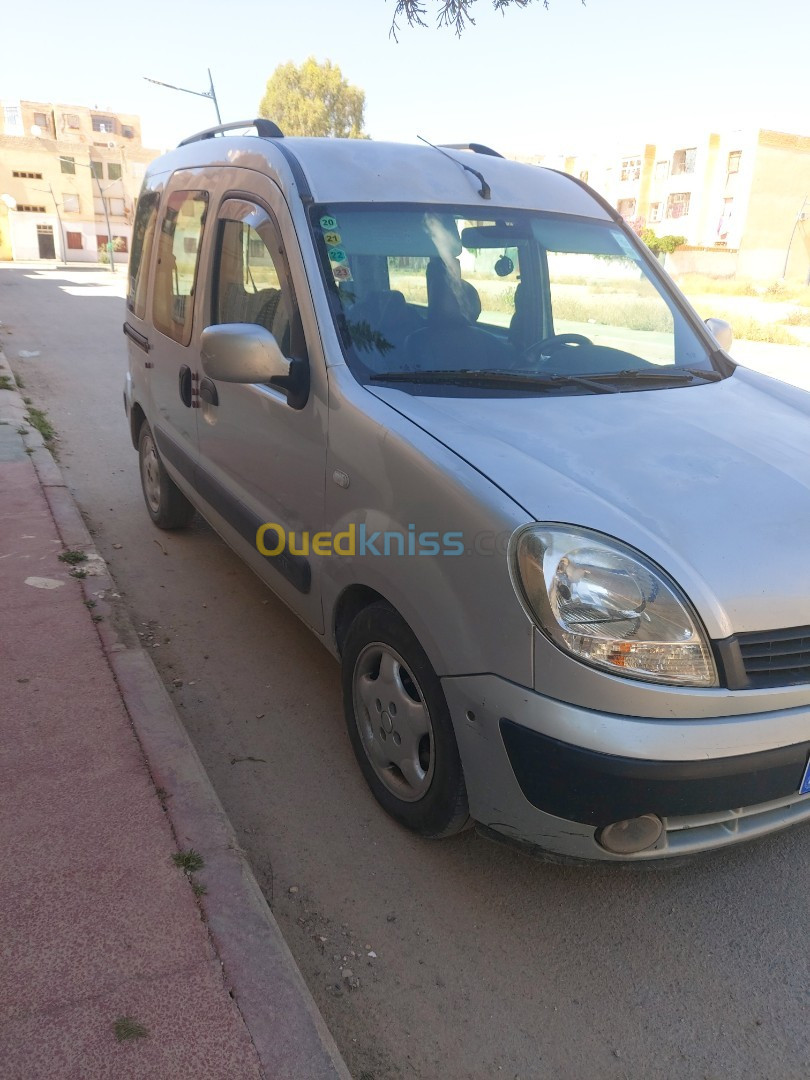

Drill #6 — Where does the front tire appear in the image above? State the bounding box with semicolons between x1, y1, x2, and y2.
138;421;196;530
342;603;470;838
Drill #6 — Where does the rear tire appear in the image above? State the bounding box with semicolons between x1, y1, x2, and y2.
138;421;196;530
342;602;470;838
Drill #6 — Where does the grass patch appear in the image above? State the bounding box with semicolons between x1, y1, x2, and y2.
782;308;810;327
25;406;56;444
552;294;673;333
694;307;801;345
58;549;87;565
70;567;89;579
113;1016;149;1042
677;274;757;298
192;881;207;897
0;375;13;391
172;849;204;873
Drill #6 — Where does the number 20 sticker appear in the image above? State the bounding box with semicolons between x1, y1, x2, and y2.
319;214;338;230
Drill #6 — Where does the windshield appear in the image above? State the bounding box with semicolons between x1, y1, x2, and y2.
312;204;717;391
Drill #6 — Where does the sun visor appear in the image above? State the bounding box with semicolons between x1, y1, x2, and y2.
531;217;631;257
327;211;462;258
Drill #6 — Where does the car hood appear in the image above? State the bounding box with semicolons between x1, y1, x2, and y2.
369;367;810;638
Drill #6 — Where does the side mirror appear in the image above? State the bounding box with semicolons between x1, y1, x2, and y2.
200;324;290;384
705;317;733;352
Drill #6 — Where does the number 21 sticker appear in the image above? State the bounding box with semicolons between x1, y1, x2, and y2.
323;231;342;246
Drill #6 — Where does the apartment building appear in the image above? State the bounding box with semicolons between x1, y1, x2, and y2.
530;128;810;282
0;99;161;264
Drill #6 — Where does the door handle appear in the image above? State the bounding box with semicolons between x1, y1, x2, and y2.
199;377;219;406
179;365;192;408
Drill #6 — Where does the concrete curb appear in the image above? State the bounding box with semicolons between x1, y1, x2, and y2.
0;353;351;1080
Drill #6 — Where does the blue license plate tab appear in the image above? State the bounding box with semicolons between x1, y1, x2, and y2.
800;756;810;796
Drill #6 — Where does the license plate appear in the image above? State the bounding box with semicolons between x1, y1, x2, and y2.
800;756;810;796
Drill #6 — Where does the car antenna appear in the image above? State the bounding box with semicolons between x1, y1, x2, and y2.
417;135;491;200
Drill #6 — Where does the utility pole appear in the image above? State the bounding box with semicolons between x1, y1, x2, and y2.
782;194;808;280
144;69;221;123
33;183;67;266
58;157;116;272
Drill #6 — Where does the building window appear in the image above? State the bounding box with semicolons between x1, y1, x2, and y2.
33;111;48;128
17;205;47;213
92;116;115;133
4;105;20;127
63;113;80;129
671;148;697;176
107;163;122;181
60;156;76;175
654;159;669;180
122;125;134;139
727;150;742;174
90;160;103;180
12;170;43;179
648;202;662;223
109;197;126;216
620;157;641;182
666;192;691;219
62;193;80;213
66;231;83;250
617;198;637;219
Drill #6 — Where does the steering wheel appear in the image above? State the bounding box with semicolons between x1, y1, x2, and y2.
525;333;593;359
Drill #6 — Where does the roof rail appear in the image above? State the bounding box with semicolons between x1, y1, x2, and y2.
440;142;504;159
178;118;284;148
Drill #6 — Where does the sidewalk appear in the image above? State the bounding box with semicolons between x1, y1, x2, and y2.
0;356;350;1079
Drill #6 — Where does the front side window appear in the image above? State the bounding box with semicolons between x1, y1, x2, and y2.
312;204;713;392
212;203;298;358
151;190;208;344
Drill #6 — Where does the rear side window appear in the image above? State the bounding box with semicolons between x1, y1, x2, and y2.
152;190;208;346
127;190;159;319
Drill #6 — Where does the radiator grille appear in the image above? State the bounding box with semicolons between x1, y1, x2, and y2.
735;626;810;689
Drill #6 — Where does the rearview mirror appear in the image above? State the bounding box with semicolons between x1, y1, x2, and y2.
200;324;290;384
705;317;733;352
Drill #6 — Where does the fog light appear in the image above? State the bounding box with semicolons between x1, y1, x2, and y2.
597;814;663;855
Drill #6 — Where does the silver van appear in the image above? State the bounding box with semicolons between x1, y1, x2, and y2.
124;119;810;862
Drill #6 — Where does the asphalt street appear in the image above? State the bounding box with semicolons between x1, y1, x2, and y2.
2;264;808;1080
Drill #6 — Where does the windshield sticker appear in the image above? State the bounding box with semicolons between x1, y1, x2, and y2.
320;214;339;230
323;231;342;246
328;247;348;265
333;263;352;282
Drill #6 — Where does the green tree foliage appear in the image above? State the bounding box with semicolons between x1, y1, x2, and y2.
639;228;686;256
259;58;366;138
391;0;583;37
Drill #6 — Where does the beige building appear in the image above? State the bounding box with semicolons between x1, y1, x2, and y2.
0;99;161;264
527;128;810;283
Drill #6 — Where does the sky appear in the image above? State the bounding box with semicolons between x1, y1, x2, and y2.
1;0;807;156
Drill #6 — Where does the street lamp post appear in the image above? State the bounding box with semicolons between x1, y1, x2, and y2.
144;68;221;123
58;157;116;273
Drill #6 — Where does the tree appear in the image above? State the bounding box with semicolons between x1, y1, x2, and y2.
259;58;366;139
639;228;686;257
391;0;583;38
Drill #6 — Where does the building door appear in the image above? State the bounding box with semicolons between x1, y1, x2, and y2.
37;225;55;259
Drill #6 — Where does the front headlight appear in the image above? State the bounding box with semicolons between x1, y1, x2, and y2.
512;525;717;687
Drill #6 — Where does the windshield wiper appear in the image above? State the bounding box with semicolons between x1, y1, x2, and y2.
587;367;723;385
368;369;619;393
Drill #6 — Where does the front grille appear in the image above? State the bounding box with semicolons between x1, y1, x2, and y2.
717;625;810;689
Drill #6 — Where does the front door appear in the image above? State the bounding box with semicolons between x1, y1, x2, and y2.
37;225;55;259
193;186;327;632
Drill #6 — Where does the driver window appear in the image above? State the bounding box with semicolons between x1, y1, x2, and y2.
213;216;294;356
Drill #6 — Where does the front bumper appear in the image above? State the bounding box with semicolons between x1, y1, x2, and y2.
442;674;810;861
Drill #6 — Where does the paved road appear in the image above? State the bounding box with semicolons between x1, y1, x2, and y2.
2;265;808;1080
